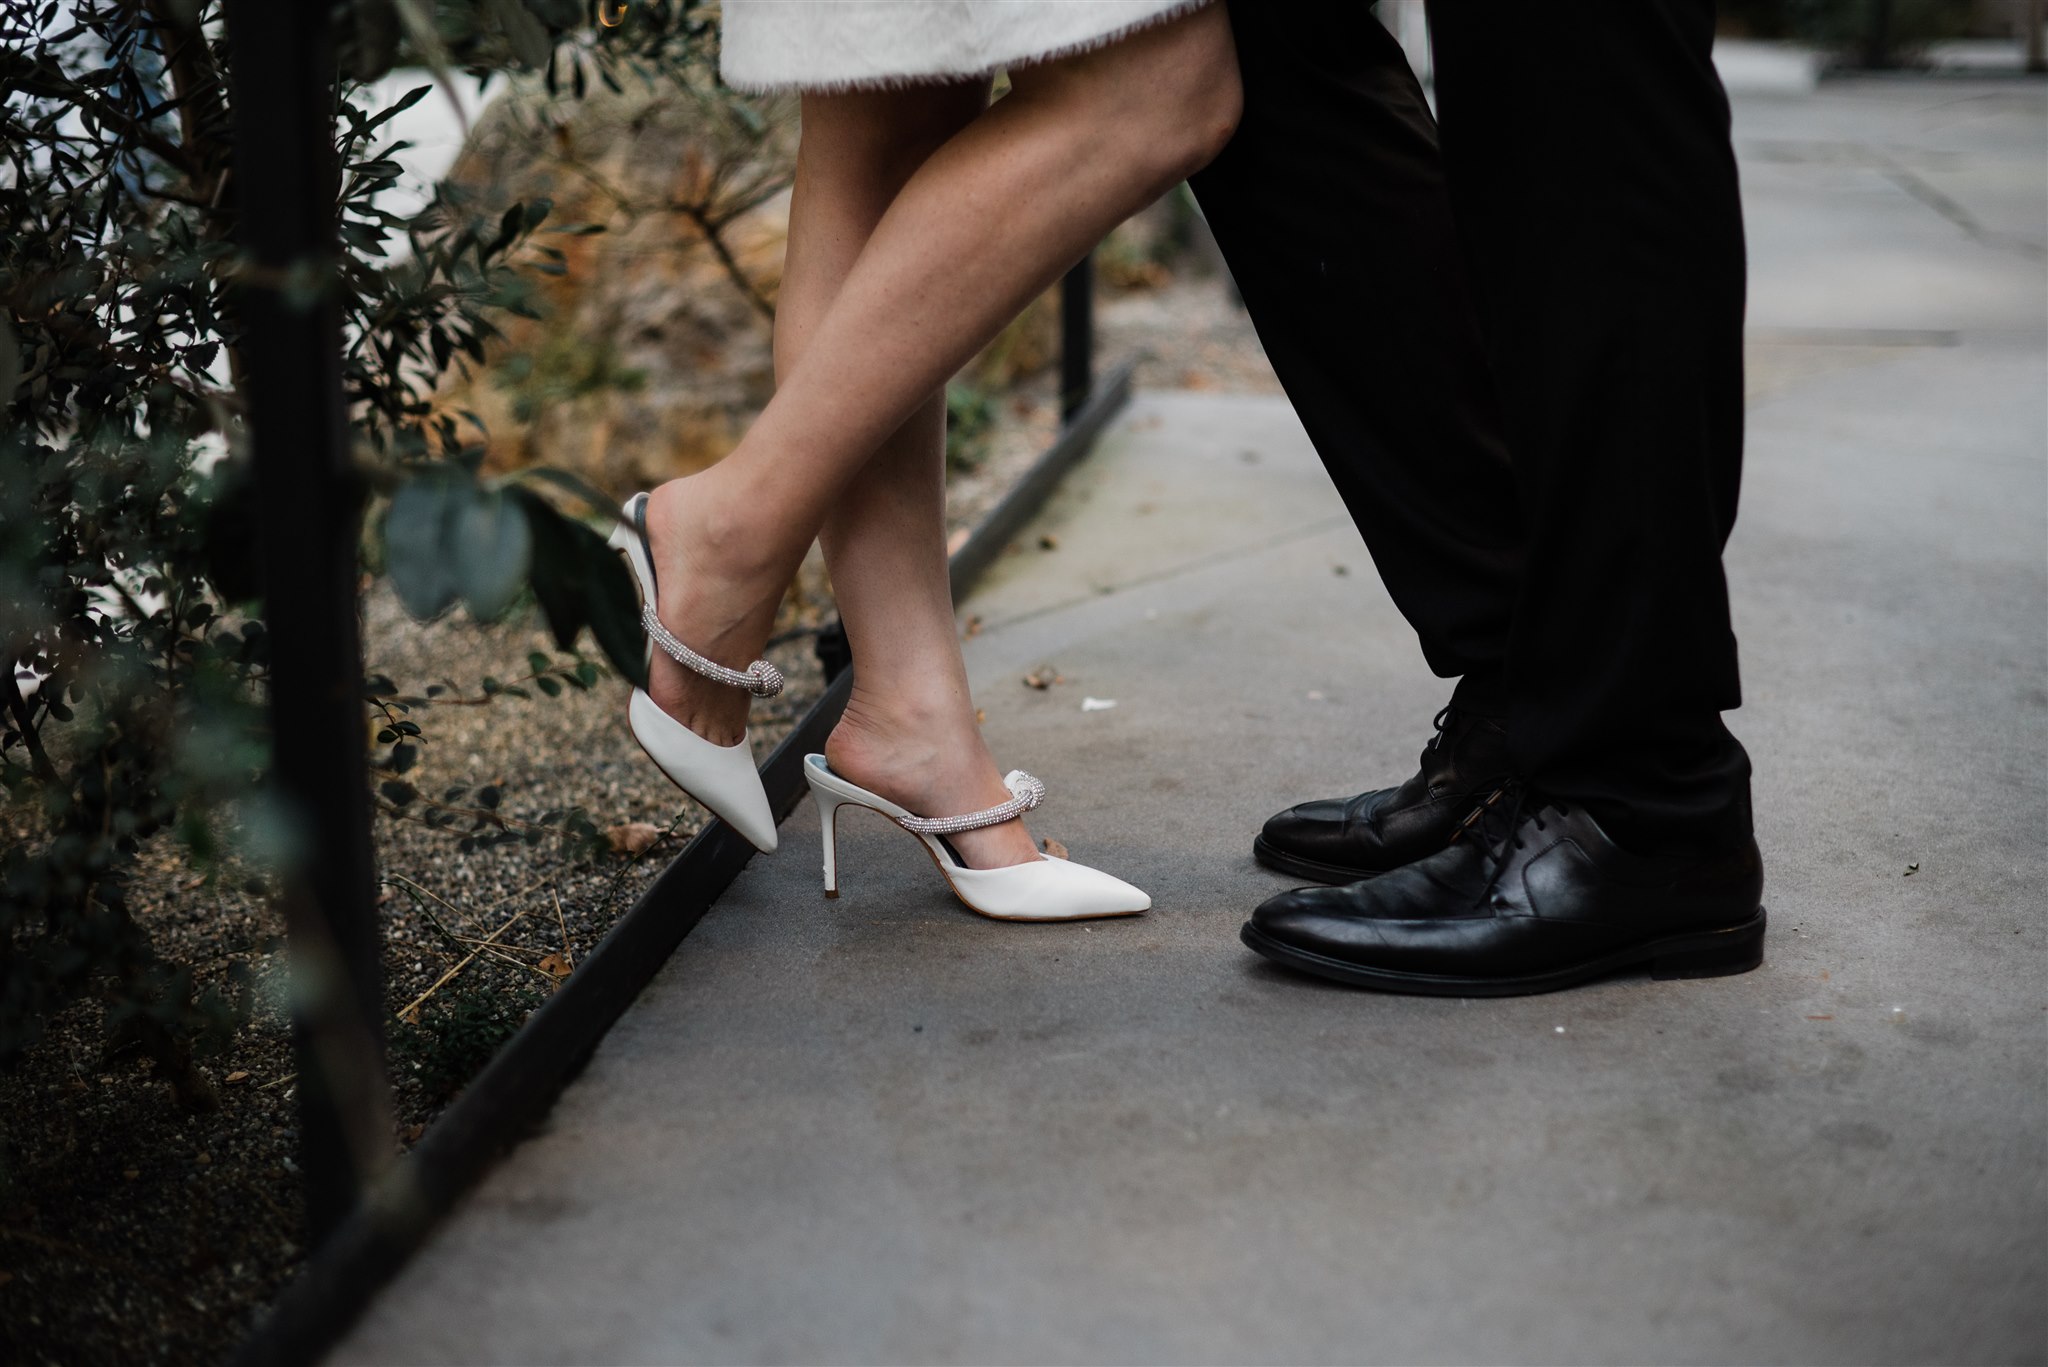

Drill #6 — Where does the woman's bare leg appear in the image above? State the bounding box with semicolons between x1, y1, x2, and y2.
770;83;1042;868
643;4;1240;787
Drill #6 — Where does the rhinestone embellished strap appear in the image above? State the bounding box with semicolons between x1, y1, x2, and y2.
641;605;785;698
896;770;1046;836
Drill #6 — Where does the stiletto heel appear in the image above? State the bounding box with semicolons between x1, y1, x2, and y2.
813;784;844;898
611;492;782;854
800;753;1150;921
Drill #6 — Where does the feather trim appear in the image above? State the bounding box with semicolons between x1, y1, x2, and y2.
719;0;1218;96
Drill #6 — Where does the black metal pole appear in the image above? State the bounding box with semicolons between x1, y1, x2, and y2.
1865;0;1897;69
1059;254;1095;425
225;0;393;1245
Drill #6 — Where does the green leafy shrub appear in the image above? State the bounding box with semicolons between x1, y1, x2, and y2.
0;0;730;1093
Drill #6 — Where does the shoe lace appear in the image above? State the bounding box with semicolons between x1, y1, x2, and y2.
1424;704;1456;752
1450;780;1570;907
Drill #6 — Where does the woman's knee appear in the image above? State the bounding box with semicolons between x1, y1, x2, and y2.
1017;3;1242;187
1148;5;1244;175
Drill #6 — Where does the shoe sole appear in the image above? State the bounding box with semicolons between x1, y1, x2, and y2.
1238;908;1767;997
1251;834;1390;886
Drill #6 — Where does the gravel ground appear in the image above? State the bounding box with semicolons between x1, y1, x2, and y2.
0;266;1268;1367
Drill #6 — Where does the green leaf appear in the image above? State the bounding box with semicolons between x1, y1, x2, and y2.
384;471;467;620
451;487;532;621
535;675;561;697
511;488;646;687
381;779;418;807
488;0;555;70
526;651;551;675
387;0;470;136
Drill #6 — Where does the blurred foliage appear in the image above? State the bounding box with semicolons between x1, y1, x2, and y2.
0;0;727;1096
1720;0;1982;50
944;380;998;473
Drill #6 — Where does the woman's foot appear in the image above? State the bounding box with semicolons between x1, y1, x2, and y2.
825;687;1043;870
641;475;792;747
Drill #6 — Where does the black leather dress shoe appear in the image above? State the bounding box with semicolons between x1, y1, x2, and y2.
1253;705;1514;883
1242;786;1765;995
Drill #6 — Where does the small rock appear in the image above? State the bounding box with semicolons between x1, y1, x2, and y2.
1042;838;1069;860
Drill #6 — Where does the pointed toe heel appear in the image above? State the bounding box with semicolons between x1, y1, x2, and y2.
802;754;1150;921
613;492;781;855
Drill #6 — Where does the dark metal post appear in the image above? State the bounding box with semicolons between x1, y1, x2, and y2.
1060;254;1095;425
225;0;393;1244
1864;0;1897;68
2027;0;2045;73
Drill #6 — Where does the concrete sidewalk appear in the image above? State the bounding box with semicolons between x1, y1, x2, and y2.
335;80;2046;1365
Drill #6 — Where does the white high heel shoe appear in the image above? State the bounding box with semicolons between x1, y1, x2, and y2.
609;492;781;854
803;754;1151;921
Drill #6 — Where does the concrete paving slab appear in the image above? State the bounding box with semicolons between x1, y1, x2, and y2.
334;80;2046;1366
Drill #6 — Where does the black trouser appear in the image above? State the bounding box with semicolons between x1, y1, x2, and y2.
1191;0;1753;851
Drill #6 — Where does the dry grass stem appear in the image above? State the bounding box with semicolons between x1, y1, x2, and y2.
395;905;531;1023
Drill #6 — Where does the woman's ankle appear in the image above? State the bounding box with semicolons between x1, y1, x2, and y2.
649;471;800;596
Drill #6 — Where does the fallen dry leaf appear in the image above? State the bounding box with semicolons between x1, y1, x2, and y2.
963;614;983;638
1022;666;1065;690
402;1122;426;1145
122;1170;139;1182
224;1070;251;1086
975;709;987;725
194;1152;211;1166
607;821;662;856
1042;838;1069;860
1039;533;1060;550
538;952;572;981
1904;862;1920;876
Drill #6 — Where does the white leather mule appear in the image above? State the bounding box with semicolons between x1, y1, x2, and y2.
610;492;781;854
803;753;1151;921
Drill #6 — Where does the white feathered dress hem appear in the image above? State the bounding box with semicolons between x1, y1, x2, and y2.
718;0;1217;95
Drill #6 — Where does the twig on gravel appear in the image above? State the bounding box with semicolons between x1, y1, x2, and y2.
470;943;560;981
553;888;574;973
385;871;483;936
395;905;531;1023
